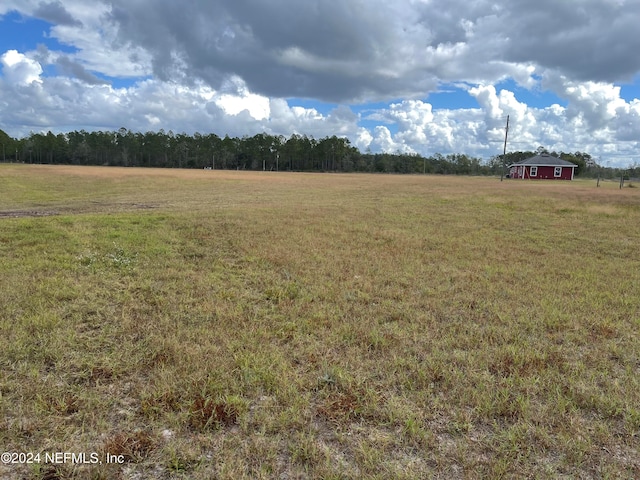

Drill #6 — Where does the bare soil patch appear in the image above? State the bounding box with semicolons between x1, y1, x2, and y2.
0;210;59;218
0;204;157;219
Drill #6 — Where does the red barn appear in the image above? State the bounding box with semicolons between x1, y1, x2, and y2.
508;154;577;180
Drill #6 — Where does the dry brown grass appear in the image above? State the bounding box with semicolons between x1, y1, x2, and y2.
0;164;639;479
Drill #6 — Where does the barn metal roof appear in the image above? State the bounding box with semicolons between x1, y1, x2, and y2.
508;154;578;167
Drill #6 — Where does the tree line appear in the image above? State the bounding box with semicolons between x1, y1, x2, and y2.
0;128;635;178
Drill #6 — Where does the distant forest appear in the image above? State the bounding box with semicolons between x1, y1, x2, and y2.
0;128;635;178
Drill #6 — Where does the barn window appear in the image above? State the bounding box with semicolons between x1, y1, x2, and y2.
554;167;562;177
530;166;538;177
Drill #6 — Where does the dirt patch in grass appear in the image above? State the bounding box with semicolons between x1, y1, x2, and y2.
0;203;158;219
0;210;59;218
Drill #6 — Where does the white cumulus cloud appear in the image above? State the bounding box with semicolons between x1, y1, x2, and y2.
1;50;43;85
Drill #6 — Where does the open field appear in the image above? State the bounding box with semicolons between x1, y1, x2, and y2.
1;164;639;479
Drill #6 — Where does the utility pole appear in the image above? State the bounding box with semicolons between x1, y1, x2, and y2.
500;114;510;181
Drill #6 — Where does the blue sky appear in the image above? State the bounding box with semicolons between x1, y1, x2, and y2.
1;1;639;166
1;11;75;53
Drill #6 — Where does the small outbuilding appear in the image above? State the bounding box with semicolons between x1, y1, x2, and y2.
508;153;577;180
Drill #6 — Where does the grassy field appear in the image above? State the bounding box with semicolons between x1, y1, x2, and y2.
0;164;638;479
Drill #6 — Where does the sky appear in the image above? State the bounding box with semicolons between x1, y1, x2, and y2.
1;0;639;166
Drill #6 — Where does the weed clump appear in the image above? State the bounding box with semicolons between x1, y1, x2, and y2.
188;394;245;431
102;430;157;462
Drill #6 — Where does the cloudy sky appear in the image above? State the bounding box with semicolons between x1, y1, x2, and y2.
1;0;639;166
